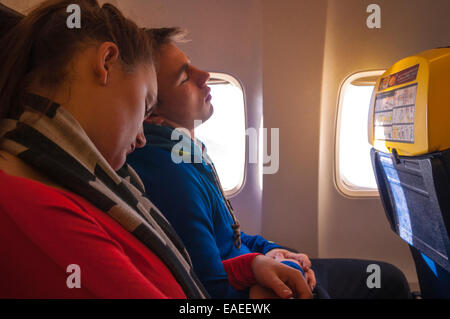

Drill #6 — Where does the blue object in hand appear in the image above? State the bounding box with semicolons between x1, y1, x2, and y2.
281;260;305;276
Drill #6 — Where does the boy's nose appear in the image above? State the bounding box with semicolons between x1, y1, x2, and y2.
195;67;210;87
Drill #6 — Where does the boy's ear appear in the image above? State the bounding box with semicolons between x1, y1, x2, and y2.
145;113;165;125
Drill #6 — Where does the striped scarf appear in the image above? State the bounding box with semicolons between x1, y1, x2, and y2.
0;93;208;299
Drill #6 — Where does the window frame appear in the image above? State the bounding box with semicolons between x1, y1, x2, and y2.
204;72;247;198
334;70;386;198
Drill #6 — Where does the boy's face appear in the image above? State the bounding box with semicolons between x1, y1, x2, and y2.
151;43;213;131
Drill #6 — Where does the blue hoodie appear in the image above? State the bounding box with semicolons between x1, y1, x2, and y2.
128;123;290;298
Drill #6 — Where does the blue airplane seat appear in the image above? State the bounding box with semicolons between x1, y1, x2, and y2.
409;245;450;298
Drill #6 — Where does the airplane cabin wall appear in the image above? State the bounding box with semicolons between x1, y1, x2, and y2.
261;0;327;257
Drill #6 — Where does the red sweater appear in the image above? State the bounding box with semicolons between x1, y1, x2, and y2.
0;170;257;298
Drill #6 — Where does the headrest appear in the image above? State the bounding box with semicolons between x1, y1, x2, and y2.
368;48;450;156
0;3;24;38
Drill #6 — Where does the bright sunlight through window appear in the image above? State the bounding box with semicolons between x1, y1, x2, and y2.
336;71;385;196
195;73;246;196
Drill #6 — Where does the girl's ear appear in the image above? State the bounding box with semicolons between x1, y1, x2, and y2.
95;42;120;86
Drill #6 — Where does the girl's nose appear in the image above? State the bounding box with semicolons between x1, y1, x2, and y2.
136;127;147;148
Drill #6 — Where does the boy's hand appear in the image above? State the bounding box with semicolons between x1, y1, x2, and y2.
250;255;313;299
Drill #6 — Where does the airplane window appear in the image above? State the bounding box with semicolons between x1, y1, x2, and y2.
195;72;246;197
336;70;385;197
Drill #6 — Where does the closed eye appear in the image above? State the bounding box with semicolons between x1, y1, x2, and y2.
144;100;151;118
180;76;190;84
144;96;158;119
177;63;190;85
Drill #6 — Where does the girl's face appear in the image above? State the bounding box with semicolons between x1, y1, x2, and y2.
65;43;157;170
93;62;157;170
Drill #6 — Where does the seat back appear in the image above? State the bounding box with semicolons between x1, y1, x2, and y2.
371;148;450;297
369;48;450;298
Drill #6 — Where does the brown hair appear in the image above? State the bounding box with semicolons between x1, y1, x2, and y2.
0;0;153;119
144;27;187;52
